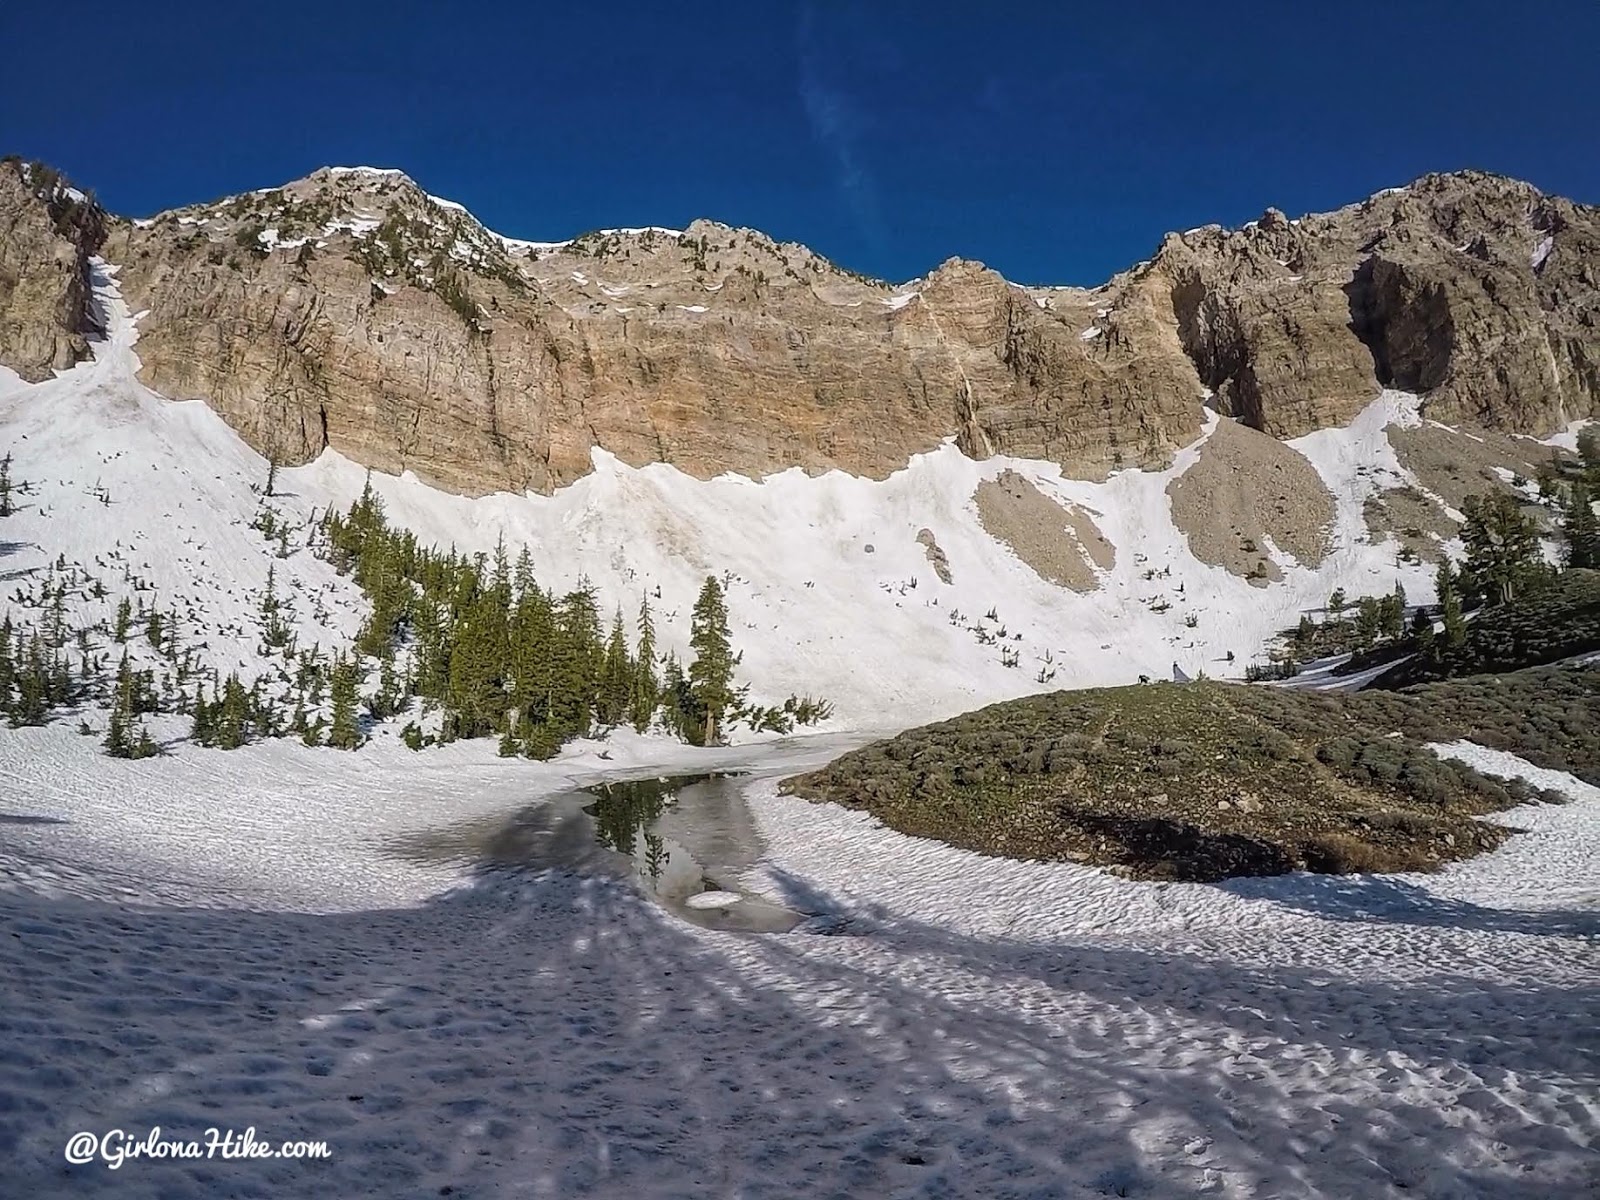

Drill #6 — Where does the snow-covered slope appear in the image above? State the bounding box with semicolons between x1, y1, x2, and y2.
0;254;1491;735
0;262;366;695
1;719;1595;1198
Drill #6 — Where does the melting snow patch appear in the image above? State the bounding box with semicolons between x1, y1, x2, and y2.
685;891;743;909
1079;327;1102;340
1531;235;1555;270
677;304;708;313
882;292;920;310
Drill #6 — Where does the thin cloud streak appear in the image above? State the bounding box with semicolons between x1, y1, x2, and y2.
796;4;886;252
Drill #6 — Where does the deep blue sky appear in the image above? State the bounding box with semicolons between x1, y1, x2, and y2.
6;1;1597;284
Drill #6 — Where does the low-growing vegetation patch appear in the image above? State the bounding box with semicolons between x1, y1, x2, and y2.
1374;569;1600;687
783;669;1596;881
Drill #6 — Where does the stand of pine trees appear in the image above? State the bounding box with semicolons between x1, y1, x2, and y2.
320;484;829;757
0;454;829;758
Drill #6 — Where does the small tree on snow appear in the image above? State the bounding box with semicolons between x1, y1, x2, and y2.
688;576;739;746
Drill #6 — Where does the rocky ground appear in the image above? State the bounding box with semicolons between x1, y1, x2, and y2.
1167;418;1335;583
973;470;1114;592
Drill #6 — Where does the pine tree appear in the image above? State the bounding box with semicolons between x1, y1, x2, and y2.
264;456;278;498
599;609;631;727
1354;596;1381;650
1461;491;1543;607
513;546;535;600
0;452;12;517
328;654;362;749
217;674;250;749
104;653;132;757
1387;582;1408;640
411;593;452;701
1560;483;1599;569
507;583;553;725
1437;560;1467;649
688;576;739;747
629;596;658;733
191;684;215;746
10;634;48;726
1415;615;1437;656
448;586;509;738
0;617;13;717
1579;426;1600;476
548;585;601;737
497;725;520;757
113;597;131;643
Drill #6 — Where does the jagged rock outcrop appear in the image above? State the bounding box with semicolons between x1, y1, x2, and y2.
0;159;107;381
1156;172;1600;436
2;162;1596;494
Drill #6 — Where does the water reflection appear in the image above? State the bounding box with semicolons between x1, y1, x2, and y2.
387;773;809;933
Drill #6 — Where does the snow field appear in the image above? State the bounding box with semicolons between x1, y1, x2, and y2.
0;722;1595;1198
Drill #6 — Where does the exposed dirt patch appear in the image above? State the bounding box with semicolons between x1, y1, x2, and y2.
1168;419;1334;586
1387;423;1548;514
1062;504;1115;570
973;471;1112;592
915;528;953;584
1362;485;1459;562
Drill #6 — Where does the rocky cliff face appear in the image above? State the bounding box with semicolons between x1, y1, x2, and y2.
1160;172;1600;436
0;159;107;382
4;163;1596;494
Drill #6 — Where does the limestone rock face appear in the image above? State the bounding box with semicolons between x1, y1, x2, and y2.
2;163;1596;495
1156;172;1600;437
0;159;106;381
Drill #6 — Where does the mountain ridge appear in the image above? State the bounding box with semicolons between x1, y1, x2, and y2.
2;156;1596;500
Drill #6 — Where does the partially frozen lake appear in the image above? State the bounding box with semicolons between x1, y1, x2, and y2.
386;772;815;933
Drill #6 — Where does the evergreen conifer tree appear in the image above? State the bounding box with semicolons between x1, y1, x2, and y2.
1560;484;1599;569
508;583;553;726
448;587;509;738
0;618;12;717
549;585;602;738
217;674;249;750
1436;560;1467;649
12;634;50;726
629;596;658;733
1461;492;1543;606
0;451;12;518
599;609;631;727
104;652;132;757
688;576;739;746
328;654;362;749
